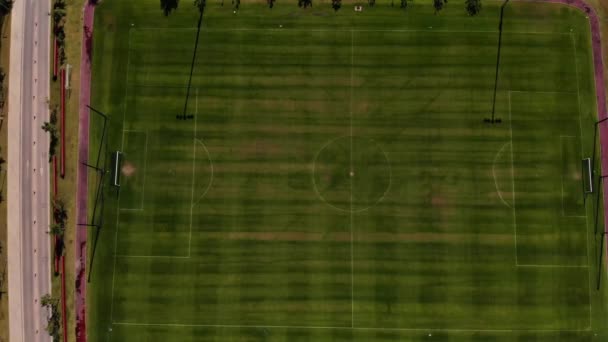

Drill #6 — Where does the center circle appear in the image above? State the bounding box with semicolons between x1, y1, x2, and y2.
313;136;391;212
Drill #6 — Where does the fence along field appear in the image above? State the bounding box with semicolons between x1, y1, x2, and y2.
87;1;608;341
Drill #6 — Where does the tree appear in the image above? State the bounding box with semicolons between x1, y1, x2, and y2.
41;294;61;341
52;198;68;226
0;0;12;16
42;108;59;162
50;223;65;237
160;0;179;16
433;0;444;13
332;0;341;11
298;0;312;8
465;0;481;15
193;0;206;12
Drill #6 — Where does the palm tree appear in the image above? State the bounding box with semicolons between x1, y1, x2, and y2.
161;0;179;15
49;223;65;237
433;0;444;13
52;198;68;225
194;0;206;12
466;0;481;15
0;0;12;16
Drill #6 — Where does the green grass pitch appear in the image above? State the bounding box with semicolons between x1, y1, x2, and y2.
88;0;608;340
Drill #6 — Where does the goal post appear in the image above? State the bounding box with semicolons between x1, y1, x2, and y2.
582;158;593;194
112;151;122;187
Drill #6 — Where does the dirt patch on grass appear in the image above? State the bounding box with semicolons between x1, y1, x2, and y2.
121;162;136;177
431;195;446;208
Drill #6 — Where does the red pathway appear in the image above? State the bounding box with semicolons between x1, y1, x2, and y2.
73;1;608;341
75;1;95;341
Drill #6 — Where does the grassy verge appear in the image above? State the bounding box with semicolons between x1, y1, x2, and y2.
0;12;9;342
48;1;87;342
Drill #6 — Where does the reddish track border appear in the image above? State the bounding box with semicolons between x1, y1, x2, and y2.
73;1;608;341
76;1;95;341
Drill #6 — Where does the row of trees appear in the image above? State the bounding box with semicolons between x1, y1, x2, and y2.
51;198;68;238
41;294;61;341
161;0;481;15
162;0;206;15
41;106;59;162
53;0;67;65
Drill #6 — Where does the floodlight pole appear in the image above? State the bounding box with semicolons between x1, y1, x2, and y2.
591;116;608;175
182;8;205;117
488;0;509;124
594;175;608;235
597;231;606;290
81;162;104;173
87;105;109;171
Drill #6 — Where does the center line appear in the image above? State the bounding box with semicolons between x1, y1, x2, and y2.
349;29;355;328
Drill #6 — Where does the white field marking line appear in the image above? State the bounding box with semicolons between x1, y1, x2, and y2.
570;32;593;330
311;137;353;213
349;29;355;329
311;136;392;214
131;27;572;36
508;92;519;266
191;139;215;207
560;135;586;218
110;27;132;324
187;88;199;257
517;264;589;268
492;142;512;208
509;90;576;95
192;138;214;207
119;208;144;212
111;322;590;333
115;254;190;259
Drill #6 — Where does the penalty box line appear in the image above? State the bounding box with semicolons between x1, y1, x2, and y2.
509;91;589;269
112;41;198;261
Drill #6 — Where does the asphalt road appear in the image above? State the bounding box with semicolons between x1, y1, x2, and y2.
7;0;53;341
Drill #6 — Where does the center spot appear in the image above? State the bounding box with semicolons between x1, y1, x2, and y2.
313;136;391;212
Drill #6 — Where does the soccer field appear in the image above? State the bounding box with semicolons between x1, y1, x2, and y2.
88;0;608;341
